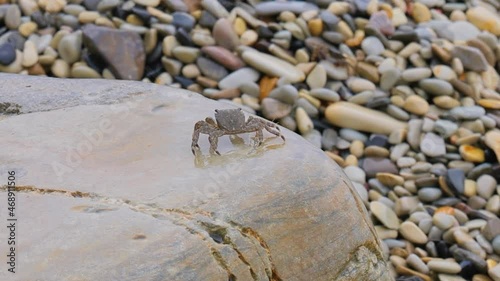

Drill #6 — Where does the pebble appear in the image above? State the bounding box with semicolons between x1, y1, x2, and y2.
306;64;326;89
5;5;21;30
269;85;298;105
58;32;83;65
459;145;485;163
466;6;500;36
476;175;497;200
260;98;292;121
419;79;454;96
399;221;428;244
361;36;385;56
296;107;313;135
370;201;400;230
171;46;199;63
242;50;305;83
402;68;432;82
421;132;446;157
0;43;16;65
51;59;70;78
427;260;462;274
22;41;38;68
196;57;227;81
218;67;259;90
419;188;443;203
452;46;489;72
255;1;319;16
432;65;457;81
403;95;429;116
449;106;486;120
326;102;407;135
212;18;239;51
345;166;366;184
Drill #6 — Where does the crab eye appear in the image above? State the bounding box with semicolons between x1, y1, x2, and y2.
238;108;242;111
215;109;218;113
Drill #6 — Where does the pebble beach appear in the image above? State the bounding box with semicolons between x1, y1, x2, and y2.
1;0;500;280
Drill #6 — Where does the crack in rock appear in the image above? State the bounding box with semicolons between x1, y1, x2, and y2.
0;185;278;280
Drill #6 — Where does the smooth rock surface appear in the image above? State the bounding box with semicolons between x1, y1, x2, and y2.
0;73;391;281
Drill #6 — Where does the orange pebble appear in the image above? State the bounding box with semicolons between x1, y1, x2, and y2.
259;76;278;100
435;206;455;215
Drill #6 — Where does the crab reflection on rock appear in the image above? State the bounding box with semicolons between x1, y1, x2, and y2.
191;108;285;155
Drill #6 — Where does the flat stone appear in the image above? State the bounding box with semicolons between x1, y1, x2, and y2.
401;68;432;82
420;132;446;157
255;2;319;16
361;36;385;56
418;79;454;96
466;6;500;36
306;64;326;89
452;46;489;72
399;221;428;244
427;260;461;274
346;77;376;93
344;166;366;184
218;67;259;90
370;201;400;230
380;68;401;91
476;174;497;200
362;157;398;178
485;131;500;163
0;43;16;65
212;18;239;51
309;88;340;102
446;169;465;195
268;85;298;105
5;5;21;30
201;46;245;71
403;95;429;116
196;57;227;81
199;10;217;28
418;188;442;203
325;102;407;135
449;106;485;120
242;50;305;83
22;40;38;67
82;24;145;80
172;46;200;63
444;21;480;41
368;11;394;36
172;12;195;31
432;65;456;81
58;31;82;64
459;145;484;163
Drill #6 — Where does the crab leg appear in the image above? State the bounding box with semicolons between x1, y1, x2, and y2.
265;124;285;141
191;121;203;155
255;129;264;146
208;134;221;155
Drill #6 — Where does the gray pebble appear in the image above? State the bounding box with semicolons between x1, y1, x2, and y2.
418;187;443;203
269;85;299;104
361;36;385;56
321;128;337;151
304;129;322;149
339;128;367;142
449;106;486;120
419;79;454;96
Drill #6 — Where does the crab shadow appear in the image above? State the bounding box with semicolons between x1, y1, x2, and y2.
193;135;285;168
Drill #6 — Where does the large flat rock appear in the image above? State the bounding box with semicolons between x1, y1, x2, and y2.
0;74;391;281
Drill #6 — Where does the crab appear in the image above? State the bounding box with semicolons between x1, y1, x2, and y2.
191;108;285;155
